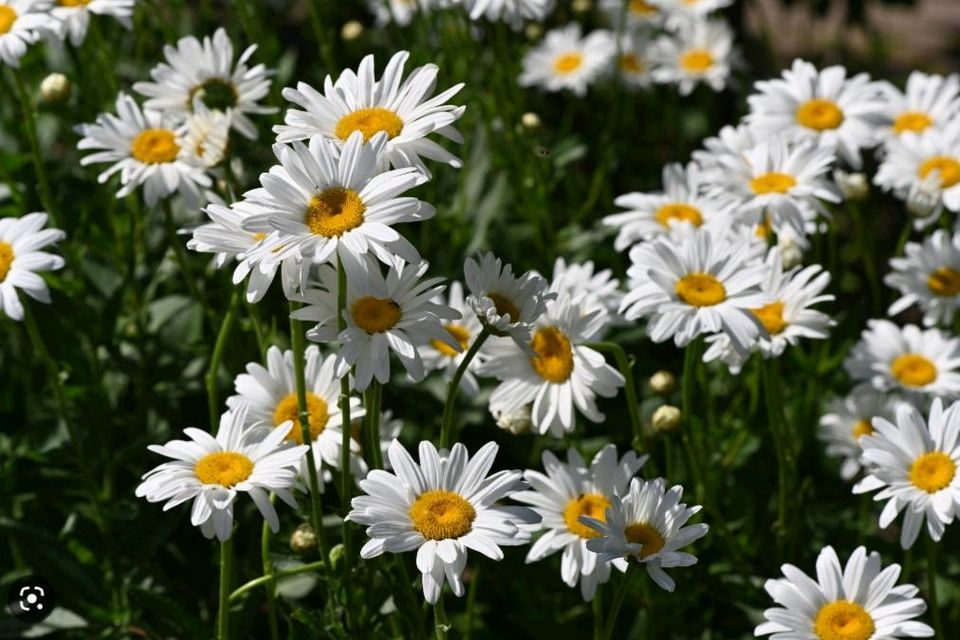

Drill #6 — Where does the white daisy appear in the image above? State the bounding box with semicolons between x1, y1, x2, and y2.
616;31;654;89
367;0;429;26
317;409;404;482
692;122;760;173
463;0;554;26
599;0;662;28
421;281;485;397
347;439;536;604
747;59;888;169
879;71;960;140
513;445;647;601
181;99;231;168
819;385;900;482
582;477;708;592
844;319;960;400
75;93;211;206
755;545;934;638
477;293;625;437
51;0;134;47
0;1;59;68
518;24;616;97
135;407;308;541
887;229;960;327
650;17;734;96
651;0;732;21
133;28;275;140
0;212;65;321
548;257;624;332
275;50;465;175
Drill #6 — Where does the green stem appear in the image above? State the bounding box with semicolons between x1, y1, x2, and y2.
586;342;647;455
306;0;337;74
397;556;427;640
439;328;491;448
261;498;280;640
592;587;603;640
927;540;943;639
217;537;233;640
10;68;59;227
229;559;327;603
762;358;792;548
245;298;269;357
206;289;241;430
681;342;705;500
336;257;355;634
848;203;882;316
894;218;912;256
464;564;480;640
365;380;384;470
434;590;448;640
601;566;633;640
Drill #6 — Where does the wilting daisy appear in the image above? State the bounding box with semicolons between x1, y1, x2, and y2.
134;28;275;140
844;319;960;400
51;0;134;47
0;212;65;322
880;71;960;140
854;398;960;549
513;445;647;601
518;24;616;97
0;1;60;67
275;50;465;174
241;132;431;267
887;229;960;327
818;385;899;482
135;407;308;541
649;18;734;95
755;545;934;639
604;163;730;250
478;293;624;437
582;477;708;592
463;0;554;26
75;93;211;206
747;59;888;168
421;281;485;397
348;440;535;604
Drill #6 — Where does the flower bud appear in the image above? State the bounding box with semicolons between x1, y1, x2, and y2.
649;370;676;396
907;179;941;219
778;235;804;270
329;543;346;571
290;523;317;554
341;20;364;41
495;405;532;435
521;112;541;130
572;0;592;12
652;405;682;433
40;73;71;104
832;169;868;201
524;24;543;40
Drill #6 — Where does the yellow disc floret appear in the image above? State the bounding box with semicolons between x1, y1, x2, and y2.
351;296;402;334
919;156;960;189
927;266;960;297
0;6;17;35
655;203;703;228
894;111;933;135
194;451;254;487
625;522;665;559
0;242;13;283
675;273;727;307
530;326;575;384
909;451;956;493
752;301;788;335
335;107;404;141
272;392;330;444
751;172;797;195
852;419;874;439
409;490;476;540
488;292;520;323
431;324;471;358
890;353;937;387
553;52;584;75
305;187;366;238
130;128;180;164
796;99;845;131
813;601;875;640
679;49;714;73
563;493;611;539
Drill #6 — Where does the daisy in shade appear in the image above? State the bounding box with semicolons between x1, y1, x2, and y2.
616;32;654;89
181;100;232;168
463;0;553;26
854;398;960;549
582;477;708;592
367;0;430;26
0;1;60;67
135;407;309;541
51;0;134;47
818;385;899;482
887;229;960;327
600;0;662;28
844;319;960;400
347;440;536;604
0;212;65;322
477;293;625;437
518;24;616;97
241;132;432;267
75;93;211;206
549;257;624;332
620;230;769;355
134;28;275;140
649;18;734;96
755;545;934;639
604;163;730;250
293;256;461;391
275;50;465;175
513;445;648;601
880;71;960;140
321;409;404;482
747;59;888;169
421;281;485;397
464;252;554;350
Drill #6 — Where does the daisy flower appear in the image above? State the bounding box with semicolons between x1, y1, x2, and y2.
650;18;734;96
747;59;888;169
241;132;432;267
518;24;616;97
651;0;732;21
51;0;134;47
0;212;65;321
880;71;960;140
604;162;730;250
477;293;625;437
616;32;654;89
181;99;231;168
582;477;708;592
887;229;960;327
844;319;960;400
421;281;485;397
367;0;429;26
321;409;404;482
755;545;934;638
599;0;662;28
348;439;536;604
549;257;624;332
692;123;760;173
75;93;211;206
818;385;899;482
0;1;59;68
513;445;648;601
275;50;465;175
462;0;554;26
133;28;275;140
135;407;309;541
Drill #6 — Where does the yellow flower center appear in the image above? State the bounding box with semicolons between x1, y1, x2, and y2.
553;52;583;76
909;451;956;493
431;323;471;358
409;490;476;540
563;493;611;539
919;156;960;189
679;49;714;73
751;301;788;335
813;601;875;640
530;326;575;384
628;0;657;15
755;217;773;239
130;128;180;164
305;187;366;238
58;0;93;5
624;522;665;559
351;296;401;334
852;419;874;440
894;111;933;135
675;273;727;307
0;6;16;34
796;98;845;131
488;292;520;323
194;451;254;487
0;241;13;283
272;392;330;444
188;77;239;111
751;172;797;195
335;107;404;141
927;266;960;297
890;353;938;387
620;53;645;74
655;203;703;228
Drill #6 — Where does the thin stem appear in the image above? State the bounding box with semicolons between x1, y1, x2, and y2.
464;564;480;640
261;497;280;640
586;342;647;455
306;0;337;73
365;380;384;470
681;342;705;500
762;358;792;549
336;257;355;633
11;68;58;226
246;298;269;358
439;328;491;448
592;587;603;640
229;560;327;603
894;218;913;256
396;556;427;640
601;566;633;640
434;590;449;640
206;289;241;430
927;540;943;639
217;537;234;640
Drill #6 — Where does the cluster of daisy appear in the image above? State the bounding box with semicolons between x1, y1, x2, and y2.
367;0;554;29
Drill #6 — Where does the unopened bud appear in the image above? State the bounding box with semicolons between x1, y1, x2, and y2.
40;73;71;104
907;180;941;219
290;523;317;554
521;112;541;129
652;405;682;433
495;405;532;435
329;543;346;570
572;0;592;12
833;169;868;201
778;235;804;270
649;370;676;396
524;23;543;40
341;20;364;41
